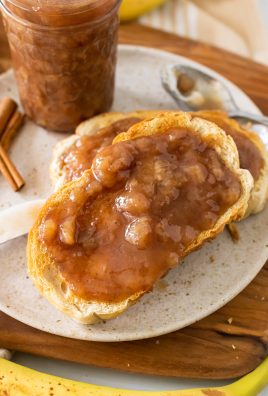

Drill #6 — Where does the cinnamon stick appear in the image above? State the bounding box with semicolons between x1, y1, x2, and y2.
1;111;25;151
0;97;25;191
0;154;19;191
0;97;17;137
0;145;24;191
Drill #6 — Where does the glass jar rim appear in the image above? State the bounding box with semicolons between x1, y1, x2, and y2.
2;0;118;15
0;0;121;29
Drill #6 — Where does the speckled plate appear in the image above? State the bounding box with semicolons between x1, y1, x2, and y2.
0;45;268;342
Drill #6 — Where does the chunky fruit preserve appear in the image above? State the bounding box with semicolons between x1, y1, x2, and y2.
1;0;121;132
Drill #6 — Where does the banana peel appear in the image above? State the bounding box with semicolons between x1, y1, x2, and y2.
119;0;169;22
0;356;268;396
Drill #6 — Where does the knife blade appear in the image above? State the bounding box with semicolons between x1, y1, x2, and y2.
0;199;45;245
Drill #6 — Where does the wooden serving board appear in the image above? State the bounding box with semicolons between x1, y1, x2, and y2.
0;19;268;380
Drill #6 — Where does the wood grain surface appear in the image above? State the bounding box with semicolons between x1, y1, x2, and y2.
0;18;268;380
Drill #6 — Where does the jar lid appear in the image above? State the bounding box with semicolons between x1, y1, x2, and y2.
2;0;119;26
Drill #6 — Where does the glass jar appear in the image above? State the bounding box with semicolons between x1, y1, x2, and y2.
0;0;121;132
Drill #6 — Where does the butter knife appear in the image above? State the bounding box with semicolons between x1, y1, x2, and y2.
0;199;45;245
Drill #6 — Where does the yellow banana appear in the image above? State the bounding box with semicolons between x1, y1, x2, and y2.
0;356;268;396
119;0;169;22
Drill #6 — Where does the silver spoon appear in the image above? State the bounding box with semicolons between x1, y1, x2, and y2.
161;64;268;127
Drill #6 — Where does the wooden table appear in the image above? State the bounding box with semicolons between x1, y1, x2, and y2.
0;17;268;380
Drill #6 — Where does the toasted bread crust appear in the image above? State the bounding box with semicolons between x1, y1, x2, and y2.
75;110;165;136
30;112;253;324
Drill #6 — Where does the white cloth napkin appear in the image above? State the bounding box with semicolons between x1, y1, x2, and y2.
140;0;268;65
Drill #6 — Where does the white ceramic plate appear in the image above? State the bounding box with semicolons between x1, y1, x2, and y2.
0;45;268;342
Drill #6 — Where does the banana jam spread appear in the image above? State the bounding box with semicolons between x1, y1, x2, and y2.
60;114;263;188
39;129;242;303
1;0;121;132
59;117;142;183
196;113;264;181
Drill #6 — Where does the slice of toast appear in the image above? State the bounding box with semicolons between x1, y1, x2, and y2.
51;110;268;216
50;111;163;189
28;113;253;324
193;110;268;216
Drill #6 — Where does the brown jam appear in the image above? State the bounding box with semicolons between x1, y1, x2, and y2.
1;0;120;132
60;113;263;187
60;117;141;183
39;129;242;303
196;113;264;181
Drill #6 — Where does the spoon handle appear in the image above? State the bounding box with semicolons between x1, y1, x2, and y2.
228;110;268;127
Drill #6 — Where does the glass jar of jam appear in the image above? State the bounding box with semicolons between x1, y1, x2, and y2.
0;0;121;132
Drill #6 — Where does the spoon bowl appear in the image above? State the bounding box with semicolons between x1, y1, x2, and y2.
161;64;268;134
161;64;237;112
